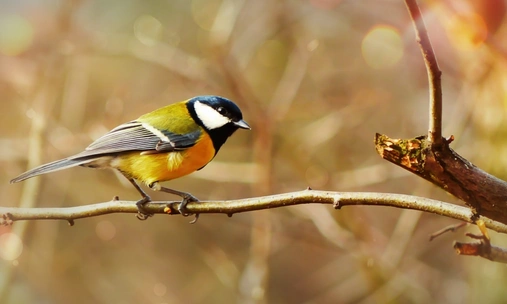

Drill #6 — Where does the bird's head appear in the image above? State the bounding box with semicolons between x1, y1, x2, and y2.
188;95;250;131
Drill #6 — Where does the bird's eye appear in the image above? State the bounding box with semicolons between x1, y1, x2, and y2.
217;107;227;115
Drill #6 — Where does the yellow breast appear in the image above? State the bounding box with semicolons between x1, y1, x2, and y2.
112;133;216;186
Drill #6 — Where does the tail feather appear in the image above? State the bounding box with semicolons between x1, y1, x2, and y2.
10;157;94;183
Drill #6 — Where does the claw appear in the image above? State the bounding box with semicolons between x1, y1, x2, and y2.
136;196;153;220
152;183;201;223
178;194;200;223
122;176;155;220
189;214;200;224
178;194;199;216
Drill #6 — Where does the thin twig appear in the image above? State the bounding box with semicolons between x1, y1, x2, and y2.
404;0;443;144
454;241;507;263
429;222;468;241
2;190;507;233
454;227;507;263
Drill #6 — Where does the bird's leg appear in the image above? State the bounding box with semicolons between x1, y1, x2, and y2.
150;182;200;223
125;177;153;220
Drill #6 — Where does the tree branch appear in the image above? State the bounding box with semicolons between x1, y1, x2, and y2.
372;0;507;228
3;190;507;233
376;134;507;224
453;220;507;263
454;238;507;263
404;0;443;144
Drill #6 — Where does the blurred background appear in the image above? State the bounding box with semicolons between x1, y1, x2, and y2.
1;0;507;303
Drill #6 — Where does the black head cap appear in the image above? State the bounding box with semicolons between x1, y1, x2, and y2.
187;95;250;153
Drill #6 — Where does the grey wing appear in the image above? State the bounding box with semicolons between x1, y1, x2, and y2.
10;121;202;183
73;121;202;158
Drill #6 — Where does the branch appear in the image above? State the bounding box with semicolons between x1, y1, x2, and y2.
404;0;443;144
376;134;507;224
454;238;507;263
3;190;507;233
454;220;507;263
373;0;507;228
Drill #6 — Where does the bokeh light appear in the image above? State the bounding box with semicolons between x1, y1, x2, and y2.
0;232;23;261
134;15;163;46
3;1;507;303
361;25;404;69
191;0;222;31
153;283;167;297
0;14;34;56
446;12;488;50
95;220;116;241
307;39;319;52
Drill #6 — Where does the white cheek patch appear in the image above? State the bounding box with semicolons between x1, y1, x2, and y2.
194;101;230;130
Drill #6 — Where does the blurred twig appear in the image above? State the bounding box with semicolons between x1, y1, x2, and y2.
212;16;273;304
454;236;507;263
3;190;507;233
404;0;442;144
0;105;47;303
375;0;507;228
453;220;507;263
268;38;312;121
0;1;81;301
429;222;468;241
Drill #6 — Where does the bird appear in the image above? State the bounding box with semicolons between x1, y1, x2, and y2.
11;95;250;220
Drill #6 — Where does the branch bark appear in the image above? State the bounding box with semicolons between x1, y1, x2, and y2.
454;239;507;263
405;0;442;144
375;134;507;225
373;1;507;226
3;190;507;234
453;220;507;263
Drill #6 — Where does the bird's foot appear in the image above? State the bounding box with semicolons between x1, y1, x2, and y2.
178;193;200;224
153;184;201;223
136;196;154;220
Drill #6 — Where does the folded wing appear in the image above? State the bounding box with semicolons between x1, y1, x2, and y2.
10;121;202;183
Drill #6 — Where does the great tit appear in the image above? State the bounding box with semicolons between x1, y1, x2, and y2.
11;95;250;220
